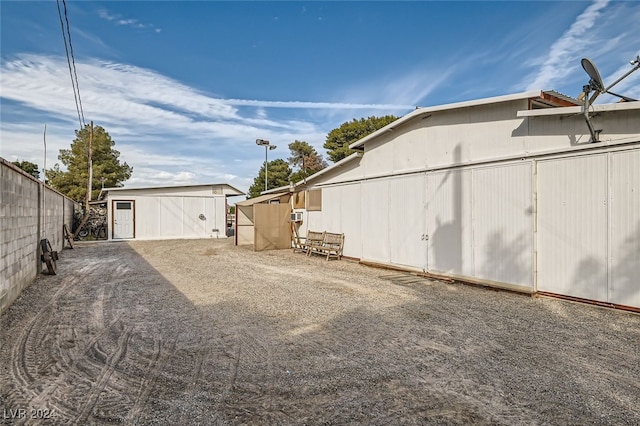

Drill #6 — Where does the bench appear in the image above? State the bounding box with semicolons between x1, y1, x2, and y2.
300;230;324;255
305;231;344;261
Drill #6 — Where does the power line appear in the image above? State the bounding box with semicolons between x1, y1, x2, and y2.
56;0;85;129
62;0;85;126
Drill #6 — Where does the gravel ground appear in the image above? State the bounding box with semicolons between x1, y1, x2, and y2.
0;238;639;425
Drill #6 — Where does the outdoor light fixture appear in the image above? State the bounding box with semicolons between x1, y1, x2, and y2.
256;139;277;191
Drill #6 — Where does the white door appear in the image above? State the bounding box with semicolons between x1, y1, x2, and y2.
389;174;427;270
113;201;134;239
537;154;608;302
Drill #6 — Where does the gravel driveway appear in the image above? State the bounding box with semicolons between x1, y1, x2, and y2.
1;238;638;425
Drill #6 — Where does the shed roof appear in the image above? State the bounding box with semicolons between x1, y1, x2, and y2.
99;183;244;199
236;192;287;206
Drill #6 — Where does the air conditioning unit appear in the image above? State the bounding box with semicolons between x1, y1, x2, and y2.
290;212;303;222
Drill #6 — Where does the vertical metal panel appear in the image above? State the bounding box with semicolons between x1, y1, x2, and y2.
305;211;323;234
609;149;640;308
210;197;224;237
425;169;473;276
183;197;205;237
339;184;362;258
132;197;156;239
364;138;393;177
537;154;608;302
391;124;428;174
160;197;184;238
472;163;534;288
389;174;426;269
361;179;390;263
322;186;342;233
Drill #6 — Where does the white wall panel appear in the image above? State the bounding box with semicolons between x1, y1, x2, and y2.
537;154;608;302
364;138;394;178
361;179;390;263
339;184;362;258
389;174;426;269
472;163;534;288
160;197;185;238
183;198;206;237
304;211;324;235
609;149;640;308
322;187;342;233
425;169;473;276
134;197;160;239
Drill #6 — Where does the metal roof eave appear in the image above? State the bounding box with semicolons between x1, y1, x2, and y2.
101;183;245;196
349;90;547;150
517;100;640;117
259;152;364;195
236;191;287;206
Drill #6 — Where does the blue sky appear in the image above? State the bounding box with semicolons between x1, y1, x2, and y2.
1;1;639;195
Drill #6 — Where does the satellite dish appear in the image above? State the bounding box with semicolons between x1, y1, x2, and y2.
581;58;605;92
578;55;640;143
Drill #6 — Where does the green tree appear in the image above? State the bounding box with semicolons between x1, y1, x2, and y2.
247;159;291;199
323;115;398;163
12;160;40;179
46;124;132;202
287;140;327;183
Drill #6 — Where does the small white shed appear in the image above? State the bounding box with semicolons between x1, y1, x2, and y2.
101;183;244;241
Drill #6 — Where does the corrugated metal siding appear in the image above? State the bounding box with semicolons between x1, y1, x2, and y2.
160;198;185;238
135;197;161;238
304;211;323;234
425;169;473;276
183;198;206;236
537;154;608;302
609;149;640;307
361;179;390;263
131;196;224;240
389;174;426;269
322;187;342;233
364;138;393;178
339;184;362;258
472;163;534;288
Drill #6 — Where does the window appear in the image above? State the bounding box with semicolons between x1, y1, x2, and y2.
306;189;322;211
116;202;132;210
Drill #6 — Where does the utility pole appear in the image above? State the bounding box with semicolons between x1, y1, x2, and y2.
86;121;93;211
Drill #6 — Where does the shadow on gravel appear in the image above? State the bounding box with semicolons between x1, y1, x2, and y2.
1;241;639;425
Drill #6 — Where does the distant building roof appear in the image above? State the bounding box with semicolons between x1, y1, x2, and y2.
99;183;244;199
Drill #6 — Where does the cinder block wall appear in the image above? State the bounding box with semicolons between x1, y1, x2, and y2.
0;159;75;314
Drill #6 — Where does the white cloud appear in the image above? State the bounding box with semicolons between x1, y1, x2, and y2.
525;0;610;91
0;53;429;192
98;9;159;32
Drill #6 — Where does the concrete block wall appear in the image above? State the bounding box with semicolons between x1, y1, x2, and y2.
0;159;76;314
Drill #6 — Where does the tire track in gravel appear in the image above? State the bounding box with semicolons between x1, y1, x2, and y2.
174;338;207;426
72;326;133;425
9;275;80;402
126;337;176;424
25;316;124;415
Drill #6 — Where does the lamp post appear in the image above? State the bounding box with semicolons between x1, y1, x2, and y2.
256;139;277;191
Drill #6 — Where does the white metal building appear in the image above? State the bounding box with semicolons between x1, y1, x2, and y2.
102;184;244;241
291;91;640;310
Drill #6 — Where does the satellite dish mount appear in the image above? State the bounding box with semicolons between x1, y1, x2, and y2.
580;56;640;143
